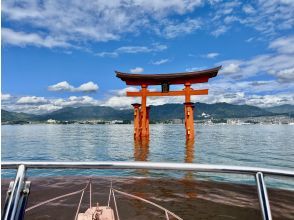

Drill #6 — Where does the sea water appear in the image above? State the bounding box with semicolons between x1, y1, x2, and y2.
2;124;294;189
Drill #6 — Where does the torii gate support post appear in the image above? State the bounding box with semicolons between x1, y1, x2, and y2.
184;82;195;140
184;102;195;140
140;85;148;138
132;103;141;139
146;106;150;137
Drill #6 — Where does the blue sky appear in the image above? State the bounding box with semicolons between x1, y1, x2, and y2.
1;0;294;114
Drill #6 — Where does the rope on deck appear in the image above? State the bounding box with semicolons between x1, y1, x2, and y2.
165;210;170;220
25;180;90;212
112;189;120;220
74;189;85;220
107;181;112;207
112;188;183;220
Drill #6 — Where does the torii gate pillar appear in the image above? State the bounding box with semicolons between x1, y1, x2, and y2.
184;82;195;140
184;102;195;140
132;103;141;139
146;106;150;137
140;84;148;137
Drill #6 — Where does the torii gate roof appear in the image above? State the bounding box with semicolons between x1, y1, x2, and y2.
116;66;221;85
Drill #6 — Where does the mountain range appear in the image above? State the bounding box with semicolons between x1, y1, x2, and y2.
2;103;293;123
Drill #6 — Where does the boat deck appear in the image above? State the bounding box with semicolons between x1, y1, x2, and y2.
1;176;294;220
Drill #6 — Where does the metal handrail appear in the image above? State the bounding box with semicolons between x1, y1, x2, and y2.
2;164;27;220
256;172;272;220
2;161;294;220
2;161;294;177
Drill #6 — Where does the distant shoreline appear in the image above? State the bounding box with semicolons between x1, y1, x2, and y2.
2;116;294;126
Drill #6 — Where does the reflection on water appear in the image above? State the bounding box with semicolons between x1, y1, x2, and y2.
185;139;195;163
185;139;195;180
134;138;150;176
133;135;195;163
133;138;194;163
134;139;149;161
1;124;294;188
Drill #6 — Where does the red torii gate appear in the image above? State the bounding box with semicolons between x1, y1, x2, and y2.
116;66;221;140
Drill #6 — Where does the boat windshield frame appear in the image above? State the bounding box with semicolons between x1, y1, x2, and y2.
2;161;294;220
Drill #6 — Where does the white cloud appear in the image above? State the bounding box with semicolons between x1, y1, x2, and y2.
48;81;99;92
48;81;74;92
3;95;101;114
117;44;167;53
224;16;239;24
130;67;144;74
36;104;62;113
3;1;293;50
2;104;62;114
275;68;294;83
96;44;167;57
152;58;169;65
269;36;294;54
211;26;228;37
2;28;70;48
242;5;255;14
52;96;100;107
100;87;140;108
2;1;203;48
76;82;99;92
204;53;219;58
246;37;254;42
209;0;294;38
1;93;11;101
17;96;48;104
159;18;201;38
217;37;294;81
102;86;167;108
114;87;139;96
240;1;294;36
102;96;139;109
95;52;118;58
131;0;203;14
244;93;294;107
221;63;240;74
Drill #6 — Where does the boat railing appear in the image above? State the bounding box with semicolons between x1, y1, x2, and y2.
2;161;294;220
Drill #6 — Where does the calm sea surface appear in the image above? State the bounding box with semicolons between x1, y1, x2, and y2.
2;124;294;189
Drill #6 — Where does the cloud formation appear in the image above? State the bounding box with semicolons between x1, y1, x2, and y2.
204;53;219;58
96;44;167;57
1;93;11;101
130;67;144;74
2;28;70;48
48;81;99;92
151;59;170;65
3;95;101;114
221;63;240;75
3;1;292;49
17;96;48;105
2;1;203;48
218;36;294;82
158;18;201;39
269;36;294;54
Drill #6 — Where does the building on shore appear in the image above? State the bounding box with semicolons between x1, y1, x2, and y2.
46;119;57;124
